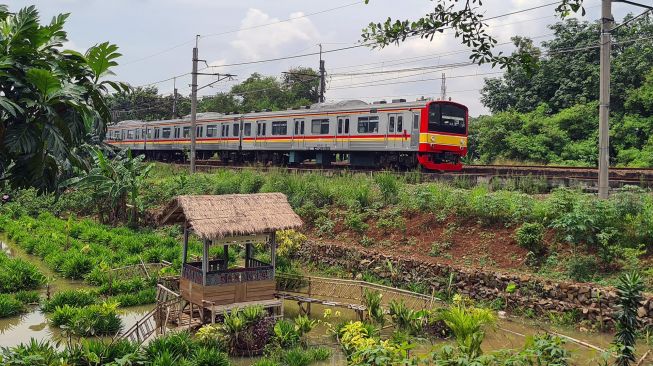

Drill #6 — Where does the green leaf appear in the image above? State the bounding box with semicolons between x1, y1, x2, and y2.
25;68;62;97
85;42;121;81
0;96;24;117
5;123;40;154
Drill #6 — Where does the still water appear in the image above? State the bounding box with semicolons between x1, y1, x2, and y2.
0;238;648;365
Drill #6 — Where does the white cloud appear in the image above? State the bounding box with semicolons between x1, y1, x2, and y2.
230;8;319;61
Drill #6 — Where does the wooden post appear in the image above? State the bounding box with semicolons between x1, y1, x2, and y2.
182;225;189;273
202;239;209;286
307;276;312;315
270;231;276;272
245;243;251;268
223;245;229;270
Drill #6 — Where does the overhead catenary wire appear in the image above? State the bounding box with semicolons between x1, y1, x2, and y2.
120;1;362;66
134;1;564;88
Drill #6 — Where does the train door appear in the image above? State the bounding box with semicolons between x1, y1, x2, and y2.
255;121;265;148
336;116;350;150
410;112;420;148
387;113;400;148
396;114;406;149
292;119;305;149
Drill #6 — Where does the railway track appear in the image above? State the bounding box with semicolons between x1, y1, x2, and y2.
177;160;653;190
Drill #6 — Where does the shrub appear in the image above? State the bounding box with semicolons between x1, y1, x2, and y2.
42;289;97;312
281;347;312;366
276;230;306;259
13;290;39;305
0;294;24;318
189;346;230;366
314;216;335;237
375;172;400;205
50;302;122;336
566;255;598;282
145;331;197;360
344;211;368;234
0;252;46;293
515;222;546;254
273;320;300;348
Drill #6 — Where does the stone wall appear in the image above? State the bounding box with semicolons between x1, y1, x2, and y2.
298;241;653;327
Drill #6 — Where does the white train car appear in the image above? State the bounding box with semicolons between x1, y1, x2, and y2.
106;99;468;170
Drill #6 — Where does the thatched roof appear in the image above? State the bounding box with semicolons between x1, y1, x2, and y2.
158;193;302;240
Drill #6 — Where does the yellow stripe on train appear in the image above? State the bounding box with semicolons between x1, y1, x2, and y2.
419;133;467;147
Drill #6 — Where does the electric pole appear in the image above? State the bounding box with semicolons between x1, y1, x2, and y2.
440;73;447;100
190;35;199;174
319;44;326;103
598;0;613;199
172;77;178;118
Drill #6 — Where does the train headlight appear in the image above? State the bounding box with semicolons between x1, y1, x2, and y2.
430;135;436;142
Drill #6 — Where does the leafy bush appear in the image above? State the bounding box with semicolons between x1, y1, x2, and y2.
42;289;97;312
189;346;230;366
344;211;368;234
49;302;122;336
515;222;546;254
566;255;598;282
13;290;39;305
314;216;335;238
276;230;306;259
374;172;400;205
0;294;24;318
0;252;45;293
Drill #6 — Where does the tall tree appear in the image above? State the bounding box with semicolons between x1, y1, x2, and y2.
282;67;320;105
0;5;127;191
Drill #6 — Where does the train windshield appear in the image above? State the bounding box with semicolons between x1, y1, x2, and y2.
428;103;467;134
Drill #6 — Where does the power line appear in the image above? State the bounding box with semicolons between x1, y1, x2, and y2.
136;2;563;87
201;1;361;39
120;1;361;66
327;71;505;90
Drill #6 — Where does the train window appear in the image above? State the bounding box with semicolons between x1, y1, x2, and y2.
345;118;349;134
154;128;160;139
146;128;152;139
135;129;140;139
338;119;343;134
244;123;252;136
161;127;171;139
428;103;467;134
300;120;305;134
272;121;287;135
357;116;379;133
294;121;299;135
256;122;266;136
233;123;239;136
311;119;329;134
174;127;180;139
389;116;395;133
413;114;419;130
207;125;217;137
196;126;203;138
225;125;229;136
397;115;403;132
182;126;190;138
113;131;120;140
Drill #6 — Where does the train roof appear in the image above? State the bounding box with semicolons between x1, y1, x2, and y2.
108;98;446;128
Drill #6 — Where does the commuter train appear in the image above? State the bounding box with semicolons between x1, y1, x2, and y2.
106;98;468;170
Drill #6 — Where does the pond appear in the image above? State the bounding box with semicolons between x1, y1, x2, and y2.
0;237;648;365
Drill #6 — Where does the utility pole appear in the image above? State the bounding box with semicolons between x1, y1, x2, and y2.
190;35;199;174
598;0;613;199
440;73;447;100
172;77;178;118
319;44;326;103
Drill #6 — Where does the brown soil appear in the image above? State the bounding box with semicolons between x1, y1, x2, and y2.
307;210;533;272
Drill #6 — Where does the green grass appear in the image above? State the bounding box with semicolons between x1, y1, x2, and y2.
0;251;45;293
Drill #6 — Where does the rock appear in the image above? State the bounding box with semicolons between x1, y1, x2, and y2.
498;311;507;319
638;306;647;318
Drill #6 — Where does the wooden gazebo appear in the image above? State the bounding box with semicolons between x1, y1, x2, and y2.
159;193;302;321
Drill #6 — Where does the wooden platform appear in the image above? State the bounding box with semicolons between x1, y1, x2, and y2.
180;277;276;306
204;298;283;323
277;292;366;320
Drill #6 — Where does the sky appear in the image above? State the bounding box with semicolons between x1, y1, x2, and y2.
5;0;638;116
